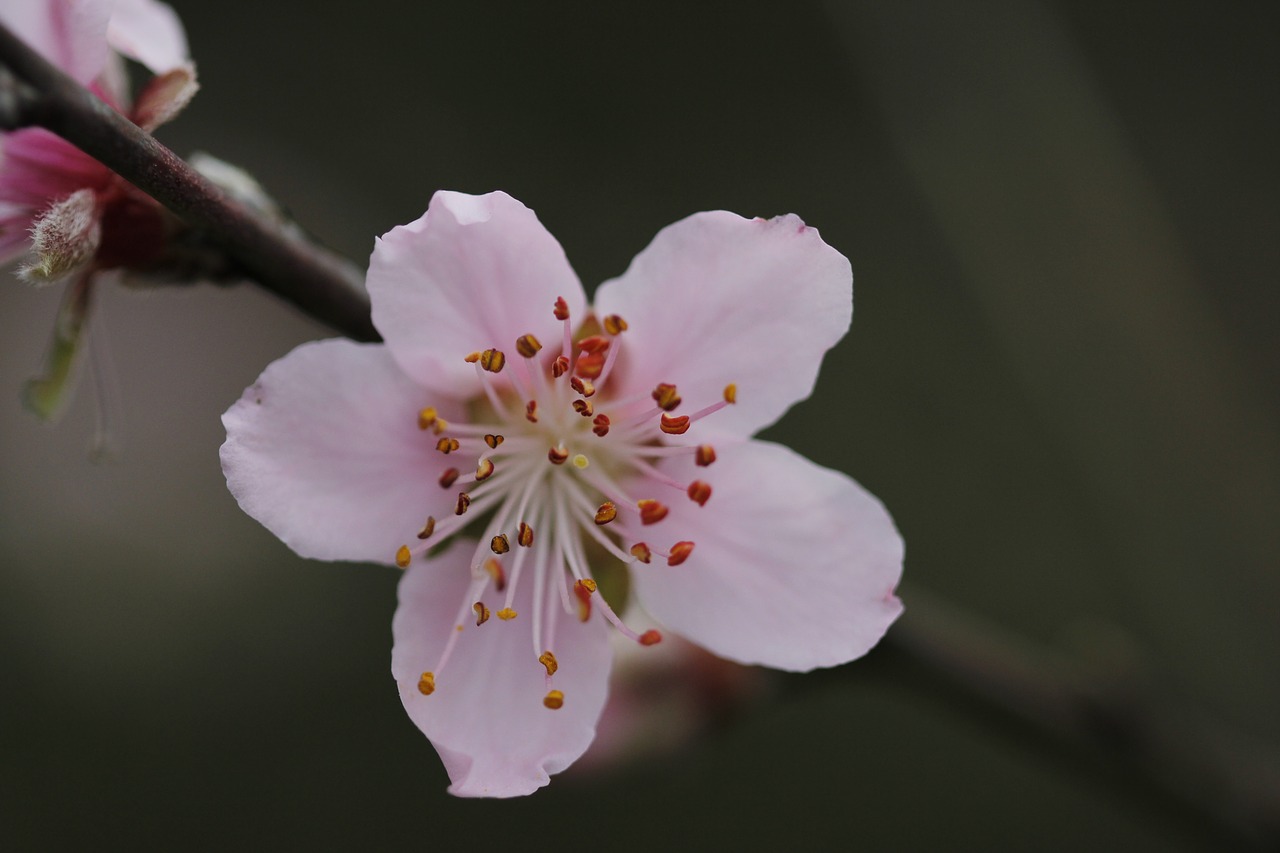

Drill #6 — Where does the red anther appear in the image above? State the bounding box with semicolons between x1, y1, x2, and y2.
629;542;652;563
695;444;717;466
484;433;504;449
553;296;570;321
479;348;506;373
638;499;669;525
667;541;695;566
548;446;569;465
483;557;506;591
490;533;510;554
603;314;628;335
552;356;570;378
473;602;491;625
651;383;682;411
572;399;594;417
660;414;691;435
575;351;606;379
577;335;610;355
687;480;712;506
436;436;461;453
475;458;495;481
570;377;596;397
455;492;471;515
638;629;663;646
573;578;595;622
594;501;618;525
438;468;460;488
592;414;611;437
517;521;534;547
525;400;539;422
416;516;436;540
515;334;543;358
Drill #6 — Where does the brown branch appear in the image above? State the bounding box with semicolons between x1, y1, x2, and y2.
0;21;377;342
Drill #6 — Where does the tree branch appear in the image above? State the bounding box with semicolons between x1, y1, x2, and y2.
0;21;378;342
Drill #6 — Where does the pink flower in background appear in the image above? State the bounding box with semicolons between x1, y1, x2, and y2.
221;190;904;797
1;0;195;418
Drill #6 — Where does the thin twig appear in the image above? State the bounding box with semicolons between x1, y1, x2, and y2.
0;21;377;342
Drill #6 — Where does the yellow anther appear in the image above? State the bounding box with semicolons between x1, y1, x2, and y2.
515;334;543;358
473;602;491;625
539;651;559;676
543;690;565;710
724;383;737;404
491;533;511;554
416;516;436;540
572;454;589;469
630;542;652;564
395;545;412;568
576;578;598;594
484;433;504;449
479;348;506;373
436;437;460;454
603;314;628;335
570;377;596;398
455;492;471;515
594;501;618;525
418;671;436;695
475;458;495;481
464;352;481;363
483;557;506;591
497;608;518;621
517;521;535;547
432;418;449;435
417;407;438;431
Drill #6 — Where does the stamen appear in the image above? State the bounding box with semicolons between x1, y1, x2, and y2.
497;607;518;621
603;314;628;335
455;492;471;515
572;399;594;417
515;334;543;358
417;517;437;540
573;578;596;622
652;383;682;412
490;534;510;554
548;445;569;465
436;437;461;454
473;602;491;625
575;351;606;379
475;458;495;481
439;468;460;488
570;377;596;397
484;433;504;449
594;502;618;525
552;356;569;378
417;671;436;695
464;352;481;363
667;541;695;566
395;545;412;568
639;630;663;646
572;453;589;469
724;383;737;404
483;556;506;591
638;499;669;525
538;651;559;676
630;543;652;563
526;401;539;422
578;336;609;355
592;414;611;437
543;690;565;710
696;444;717;466
517;521;534;547
479;348;506;373
553;296;570;321
659;414;691;435
687;480;712;506
417;407;439;431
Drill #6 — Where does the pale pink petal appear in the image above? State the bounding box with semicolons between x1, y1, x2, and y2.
368;191;587;397
220;339;465;564
104;0;189;74
0;0;113;84
629;439;903;671
593;211;852;437
392;542;611;797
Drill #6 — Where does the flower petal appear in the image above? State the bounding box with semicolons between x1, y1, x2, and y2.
104;0;189;74
593;211;852;436
0;0;113;84
392;542;611;797
368;191;587;397
220;339;465;564
630;439;903;671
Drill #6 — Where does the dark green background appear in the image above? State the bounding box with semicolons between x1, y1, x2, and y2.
2;1;1277;849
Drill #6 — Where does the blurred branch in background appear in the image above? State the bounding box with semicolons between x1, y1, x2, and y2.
3;6;1278;849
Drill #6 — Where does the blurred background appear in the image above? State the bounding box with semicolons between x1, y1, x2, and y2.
2;0;1277;849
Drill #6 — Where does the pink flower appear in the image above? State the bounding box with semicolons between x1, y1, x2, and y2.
1;0;195;281
221;191;904;797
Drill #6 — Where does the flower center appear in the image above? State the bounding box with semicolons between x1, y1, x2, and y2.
398;296;735;710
